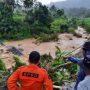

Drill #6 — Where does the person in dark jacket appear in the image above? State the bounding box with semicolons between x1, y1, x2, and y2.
77;57;90;90
64;41;90;90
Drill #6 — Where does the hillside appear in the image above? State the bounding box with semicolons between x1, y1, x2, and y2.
48;0;90;9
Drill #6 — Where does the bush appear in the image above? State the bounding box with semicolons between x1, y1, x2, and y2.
50;17;66;33
48;47;75;85
60;23;69;33
67;18;78;29
36;33;58;43
68;27;75;34
0;20;31;40
30;21;50;35
80;18;90;33
13;56;26;71
84;25;90;33
0;59;6;71
0;59;8;90
13;14;25;22
40;54;53;69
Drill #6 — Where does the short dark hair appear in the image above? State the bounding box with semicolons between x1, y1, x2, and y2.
83;41;90;51
29;51;40;64
83;57;90;70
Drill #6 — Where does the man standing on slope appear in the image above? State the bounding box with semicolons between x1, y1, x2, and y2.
7;51;53;90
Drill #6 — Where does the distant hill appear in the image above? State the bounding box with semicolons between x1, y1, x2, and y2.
48;0;90;9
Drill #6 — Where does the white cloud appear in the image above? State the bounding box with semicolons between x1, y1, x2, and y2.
38;0;66;5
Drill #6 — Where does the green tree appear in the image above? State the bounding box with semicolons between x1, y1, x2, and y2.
50;5;57;11
5;0;15;10
60;23;69;33
25;3;53;34
49;5;57;17
69;18;78;28
23;0;33;8
0;0;14;39
56;9;64;17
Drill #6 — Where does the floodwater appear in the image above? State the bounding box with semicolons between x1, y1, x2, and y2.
6;33;86;59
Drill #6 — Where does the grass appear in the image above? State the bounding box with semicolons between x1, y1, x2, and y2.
13;14;25;21
83;18;90;25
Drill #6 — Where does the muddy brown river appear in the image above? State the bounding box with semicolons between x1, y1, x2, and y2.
5;33;86;58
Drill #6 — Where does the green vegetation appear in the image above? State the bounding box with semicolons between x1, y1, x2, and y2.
50;17;79;34
79;18;90;33
39;47;77;85
13;14;25;21
0;47;77;88
0;59;9;89
0;0;54;40
0;56;26;89
0;59;6;71
13;56;26;71
35;33;58;43
66;8;90;18
0;0;90;41
83;18;90;33
50;17;66;33
0;0;80;41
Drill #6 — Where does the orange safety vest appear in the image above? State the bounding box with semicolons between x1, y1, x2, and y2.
7;64;53;90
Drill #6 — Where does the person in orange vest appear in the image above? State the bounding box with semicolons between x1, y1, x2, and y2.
7;51;53;90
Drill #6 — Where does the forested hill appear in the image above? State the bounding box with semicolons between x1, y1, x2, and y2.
48;0;90;9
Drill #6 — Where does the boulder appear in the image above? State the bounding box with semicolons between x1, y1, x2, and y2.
74;27;87;37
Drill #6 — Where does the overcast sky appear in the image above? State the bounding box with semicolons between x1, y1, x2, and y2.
38;0;66;5
18;0;66;5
